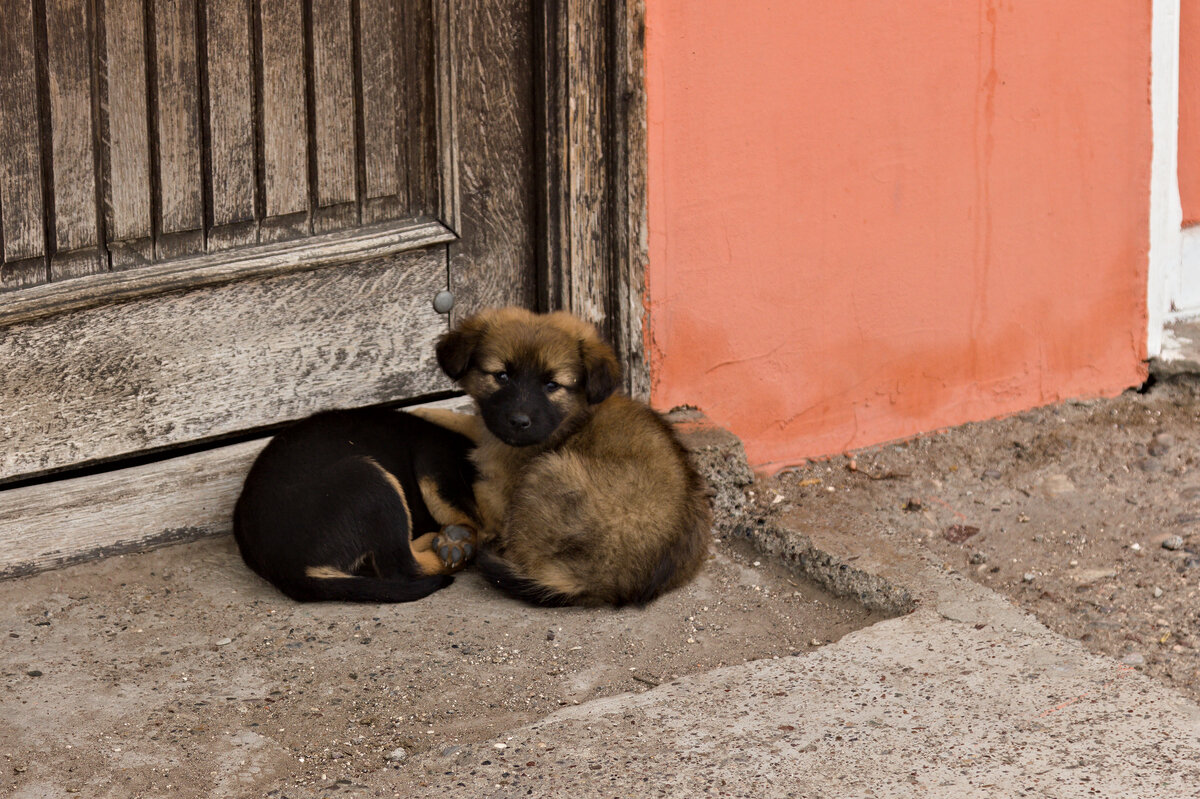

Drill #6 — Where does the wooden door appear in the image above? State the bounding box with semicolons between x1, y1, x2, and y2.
0;0;535;486
0;0;560;576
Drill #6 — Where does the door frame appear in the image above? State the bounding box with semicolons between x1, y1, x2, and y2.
537;0;650;399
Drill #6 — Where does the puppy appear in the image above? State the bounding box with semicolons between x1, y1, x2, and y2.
420;307;710;607
233;408;480;602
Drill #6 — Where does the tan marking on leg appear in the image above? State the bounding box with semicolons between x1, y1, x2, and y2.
364;458;446;576
411;532;438;553
409;408;484;442
363;458;413;533
305;565;352;580
411;546;449;576
418;477;476;528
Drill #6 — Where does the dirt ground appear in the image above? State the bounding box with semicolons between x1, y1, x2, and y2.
0;530;878;798
752;373;1200;706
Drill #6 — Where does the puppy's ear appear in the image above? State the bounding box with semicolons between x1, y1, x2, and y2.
580;338;622;404
436;316;487;380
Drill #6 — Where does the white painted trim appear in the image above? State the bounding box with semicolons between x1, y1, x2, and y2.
1174;227;1200;319
1149;0;1184;358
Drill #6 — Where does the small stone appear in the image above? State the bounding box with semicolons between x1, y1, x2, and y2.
1163;536;1185;551
981;469;1002;480
903;498;923;512
546;630;555;641
1130;543;1142;552
26;670;42;677
1022;573;1036;583
943;524;980;544
385;748;407;763
969;552;988;565
215;638;232;646
1121;652;1145;666
1153;587;1164;598
493;743;507;750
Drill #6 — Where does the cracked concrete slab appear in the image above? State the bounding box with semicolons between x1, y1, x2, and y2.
389;543;1200;799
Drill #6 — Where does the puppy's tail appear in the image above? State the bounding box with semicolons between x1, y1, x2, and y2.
474;551;573;607
282;573;452;604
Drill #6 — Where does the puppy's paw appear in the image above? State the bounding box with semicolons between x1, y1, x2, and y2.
432;524;477;571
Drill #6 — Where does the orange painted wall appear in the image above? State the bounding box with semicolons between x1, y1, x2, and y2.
1182;0;1200;225
644;1;1152;471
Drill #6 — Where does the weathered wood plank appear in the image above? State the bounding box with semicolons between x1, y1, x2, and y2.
100;0;152;245
258;0;309;222
0;244;451;482
406;0;438;217
358;0;402;222
152;0;205;257
0;218;453;328
0;438;266;579
536;0;648;397
45;0;105;280
205;0;258;247
564;0;609;330
447;0;536;319
0;0;48;285
311;0;356;212
611;0;649;399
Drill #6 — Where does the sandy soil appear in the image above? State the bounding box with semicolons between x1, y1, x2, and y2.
753;374;1200;706
0;531;878;798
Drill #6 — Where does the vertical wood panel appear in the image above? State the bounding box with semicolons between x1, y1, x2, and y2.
565;0;609;329
152;0;204;256
100;0;154;267
45;0;105;279
205;0;258;248
259;0;309;225
0;0;48;287
405;0;436;216
311;0;356;212
612;0;649;398
359;0;401;223
448;0;536;316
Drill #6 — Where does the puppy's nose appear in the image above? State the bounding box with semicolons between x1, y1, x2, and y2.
509;413;532;430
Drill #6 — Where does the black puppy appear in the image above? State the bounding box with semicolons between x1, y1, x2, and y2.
233;408;480;602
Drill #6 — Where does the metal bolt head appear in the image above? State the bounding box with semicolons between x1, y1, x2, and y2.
432;290;455;314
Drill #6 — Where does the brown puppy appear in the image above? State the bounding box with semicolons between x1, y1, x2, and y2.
422;307;710;607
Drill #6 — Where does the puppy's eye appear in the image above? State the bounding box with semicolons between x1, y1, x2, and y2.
495;371;509;384
544;381;561;393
